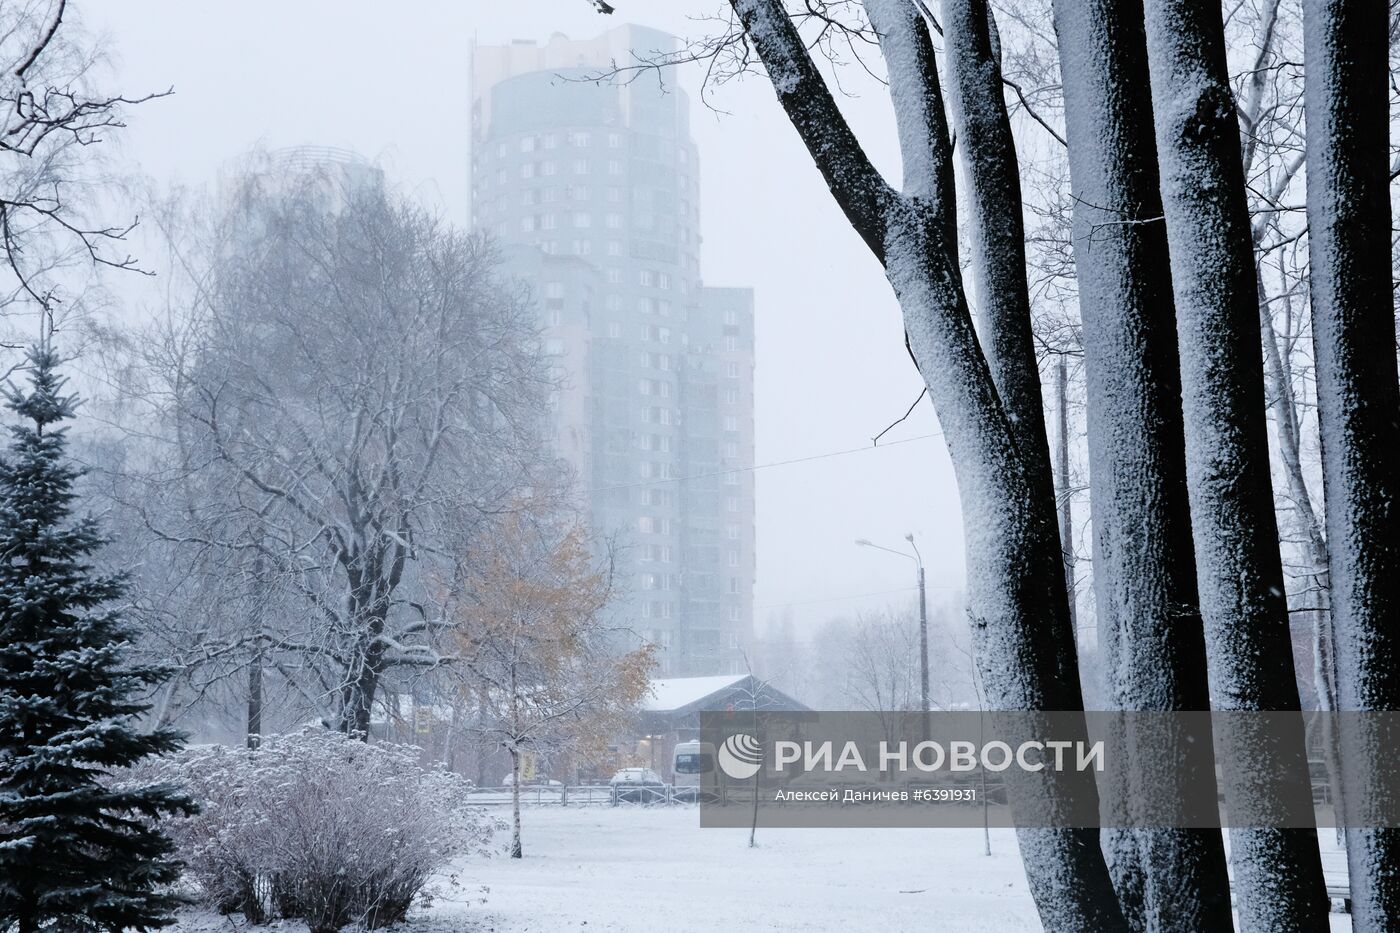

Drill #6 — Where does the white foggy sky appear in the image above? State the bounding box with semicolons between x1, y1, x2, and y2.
88;1;968;635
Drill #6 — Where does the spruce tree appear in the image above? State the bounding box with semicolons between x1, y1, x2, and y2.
0;347;193;933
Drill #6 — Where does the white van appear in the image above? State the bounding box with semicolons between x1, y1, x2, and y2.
671;740;715;797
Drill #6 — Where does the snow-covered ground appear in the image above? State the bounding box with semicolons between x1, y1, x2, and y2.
173;805;1356;932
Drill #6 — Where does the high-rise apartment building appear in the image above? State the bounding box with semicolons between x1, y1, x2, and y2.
471;26;755;675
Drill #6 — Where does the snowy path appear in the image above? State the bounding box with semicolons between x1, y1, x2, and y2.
436;806;1041;931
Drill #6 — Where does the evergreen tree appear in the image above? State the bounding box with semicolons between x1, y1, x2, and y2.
0;347;193;933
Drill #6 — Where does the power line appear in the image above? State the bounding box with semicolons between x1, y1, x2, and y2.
588;430;943;495
753;585;920;612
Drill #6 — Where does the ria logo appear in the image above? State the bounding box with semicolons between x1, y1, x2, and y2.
718;732;763;780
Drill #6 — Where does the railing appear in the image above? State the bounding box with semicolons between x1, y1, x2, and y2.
461;784;698;806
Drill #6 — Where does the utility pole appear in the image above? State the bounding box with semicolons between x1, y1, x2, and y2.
910;535;929;714
855;535;930;712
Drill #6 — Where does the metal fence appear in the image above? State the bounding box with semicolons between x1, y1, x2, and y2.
462;784;698;807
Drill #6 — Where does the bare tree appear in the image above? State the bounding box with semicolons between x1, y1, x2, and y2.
113;165;559;737
1052;0;1232;926
845;607;923;715
1140;0;1328;927
0;0;164;344
708;2;1125;925
1302;0;1400;926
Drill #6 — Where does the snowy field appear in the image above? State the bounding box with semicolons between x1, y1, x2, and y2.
172;805;1356;932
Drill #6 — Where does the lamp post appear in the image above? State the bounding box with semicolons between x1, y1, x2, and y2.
855;534;929;713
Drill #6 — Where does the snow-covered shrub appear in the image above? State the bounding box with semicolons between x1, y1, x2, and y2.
142;730;496;932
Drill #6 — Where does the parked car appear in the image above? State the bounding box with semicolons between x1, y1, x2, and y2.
609;767;665;802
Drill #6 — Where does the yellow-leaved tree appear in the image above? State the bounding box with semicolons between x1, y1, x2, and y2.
449;511;653;858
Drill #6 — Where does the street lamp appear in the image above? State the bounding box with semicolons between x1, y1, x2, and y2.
854;534;930;713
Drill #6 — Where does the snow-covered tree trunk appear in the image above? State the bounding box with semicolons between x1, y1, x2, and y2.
509;747;523;859
732;1;1126;927
1051;0;1232;928
1302;1;1400;926
1258;280;1346;848
1140;1;1329;928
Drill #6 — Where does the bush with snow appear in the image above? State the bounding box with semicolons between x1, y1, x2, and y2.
142;730;496;932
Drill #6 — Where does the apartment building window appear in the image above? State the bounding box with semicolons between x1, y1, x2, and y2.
607;322;621;338
726;497;740;513
542;160;557;176
723;415;739;432
543;186;560;202
725;362;740;378
727;525;741;540
521;136;536;153
541;213;557;230
544;132;558;149
574;159;588;175
724;442;739;458
607;240;621;256
608;160;623;175
660;602;672;619
724;309;739;326
570;131;590;147
607;268;622;284
573;212;591;229
571;240;590;255
546;310;562;327
608;132;622;149
520;216;536;233
728;550;740;568
639;270;655;287
521;163;535;179
724;387;739;405
607;186;622;202
725;336;740;352
724;470;739;485
639;516;654;534
638;379;652;396
545;282;564;299
497;142;508;158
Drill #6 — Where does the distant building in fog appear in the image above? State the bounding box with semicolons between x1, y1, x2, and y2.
219;145;384;207
470;26;756;676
